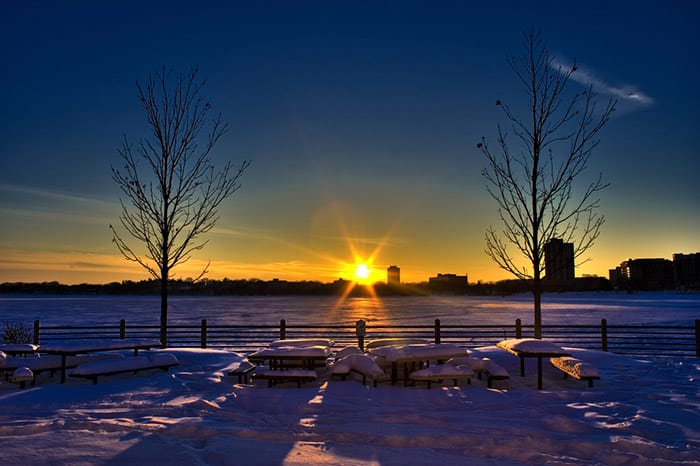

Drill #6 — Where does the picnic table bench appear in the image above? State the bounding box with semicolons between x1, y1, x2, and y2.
252;368;317;387
550;356;600;388
409;363;474;389
331;353;389;387
226;361;256;384
447;356;510;389
70;353;178;384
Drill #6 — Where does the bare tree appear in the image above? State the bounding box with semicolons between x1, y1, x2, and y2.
477;30;615;338
111;67;250;345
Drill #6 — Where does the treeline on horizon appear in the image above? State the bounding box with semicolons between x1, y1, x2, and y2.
0;276;613;297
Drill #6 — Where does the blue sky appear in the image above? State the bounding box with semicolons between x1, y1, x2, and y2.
1;1;698;284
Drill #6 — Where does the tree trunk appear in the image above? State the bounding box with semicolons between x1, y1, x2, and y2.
532;243;543;339
160;269;168;347
533;274;542;339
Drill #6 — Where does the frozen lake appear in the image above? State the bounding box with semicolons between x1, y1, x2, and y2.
0;291;698;328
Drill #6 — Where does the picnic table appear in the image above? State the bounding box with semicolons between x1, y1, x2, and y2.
368;343;469;385
40;339;162;383
267;338;335;348
248;344;333;387
0;344;39;357
364;338;430;350
497;338;570;390
248;345;332;370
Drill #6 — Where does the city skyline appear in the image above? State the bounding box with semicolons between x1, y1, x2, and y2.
2;2;699;285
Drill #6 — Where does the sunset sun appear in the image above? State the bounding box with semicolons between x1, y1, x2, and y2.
354;263;371;284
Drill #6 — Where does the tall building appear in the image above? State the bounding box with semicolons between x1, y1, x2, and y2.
544;238;575;281
387;265;400;286
673;253;700;290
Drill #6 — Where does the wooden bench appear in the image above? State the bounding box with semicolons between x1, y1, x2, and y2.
409;364;474;389
331;367;390;387
227;361;256;384
331;353;390;387
471;358;510;389
447;356;510;389
1;354;118;385
332;345;363;362
550;356;600;388
70;354;178;384
331;364;389;387
252;369;317;388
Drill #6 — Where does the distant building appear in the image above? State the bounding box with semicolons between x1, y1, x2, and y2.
387;265;401;286
608;267;623;289
610;258;674;291
673;253;700;290
544;238;575;282
428;273;468;294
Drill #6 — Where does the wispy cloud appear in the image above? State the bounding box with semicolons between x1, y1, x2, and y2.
0;183;119;219
550;58;654;110
0;183;113;206
0;183;123;229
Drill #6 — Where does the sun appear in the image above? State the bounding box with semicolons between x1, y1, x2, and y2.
354;263;371;283
348;261;377;286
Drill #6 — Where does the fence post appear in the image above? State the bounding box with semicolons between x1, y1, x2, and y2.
515;319;522;339
355;319;366;351
280;319;286;340
201;319;208;349
33;320;40;345
434;319;441;344
695;320;700;357
120;319;126;339
601;319;608;352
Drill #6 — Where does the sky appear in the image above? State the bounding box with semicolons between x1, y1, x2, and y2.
1;1;699;285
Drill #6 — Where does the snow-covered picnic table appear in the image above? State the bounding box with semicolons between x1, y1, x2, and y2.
70;353;179;384
364;338;430;350
368;343;469;385
40;339;162;383
267;338;335;348
248;345;333;370
497;338;570;389
0;343;39;357
248;344;333;387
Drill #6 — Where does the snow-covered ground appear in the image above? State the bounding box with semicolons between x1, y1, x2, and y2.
1;345;698;465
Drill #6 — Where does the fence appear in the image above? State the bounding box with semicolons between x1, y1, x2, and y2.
29;318;700;357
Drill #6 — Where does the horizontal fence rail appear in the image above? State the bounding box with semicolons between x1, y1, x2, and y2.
27;318;700;357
